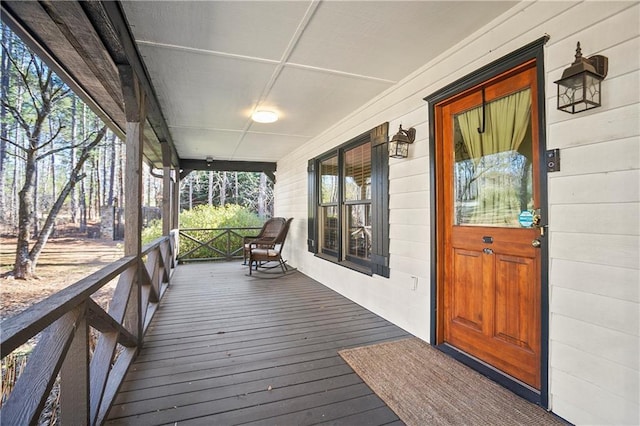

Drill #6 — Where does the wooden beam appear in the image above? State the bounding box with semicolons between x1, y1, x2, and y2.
85;299;137;347
180;159;277;183
100;0;179;167
180;169;193;181
0;1;125;139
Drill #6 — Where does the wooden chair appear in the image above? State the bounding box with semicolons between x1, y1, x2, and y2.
243;217;286;264
248;218;293;275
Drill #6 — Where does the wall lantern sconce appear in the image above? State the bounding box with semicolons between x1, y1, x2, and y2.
389;125;416;159
554;42;608;114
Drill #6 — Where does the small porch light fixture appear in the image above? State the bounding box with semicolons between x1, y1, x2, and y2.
251;110;278;123
389;125;416;159
554;42;608;114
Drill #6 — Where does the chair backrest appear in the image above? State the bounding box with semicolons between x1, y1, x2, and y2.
273;218;293;253
257;217;286;240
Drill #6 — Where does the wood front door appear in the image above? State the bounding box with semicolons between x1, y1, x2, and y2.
437;62;542;389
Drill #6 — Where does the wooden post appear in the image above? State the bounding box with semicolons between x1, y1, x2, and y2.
172;169;180;230
124;121;143;256
59;305;89;425
161;143;172;236
119;65;145;258
119;65;145;343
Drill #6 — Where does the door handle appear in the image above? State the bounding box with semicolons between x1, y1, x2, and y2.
532;239;541;248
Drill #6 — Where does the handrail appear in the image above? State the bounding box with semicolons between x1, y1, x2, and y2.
0;229;178;425
177;226;261;262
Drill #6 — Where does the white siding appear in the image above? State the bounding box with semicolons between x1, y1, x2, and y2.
275;1;640;424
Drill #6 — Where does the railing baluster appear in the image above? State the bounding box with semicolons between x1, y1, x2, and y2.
60;304;89;425
1;307;83;425
89;264;136;424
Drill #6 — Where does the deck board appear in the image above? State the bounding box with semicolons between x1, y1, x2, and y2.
106;262;408;425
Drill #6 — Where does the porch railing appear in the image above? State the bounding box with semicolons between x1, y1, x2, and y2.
0;230;178;425
177;226;261;262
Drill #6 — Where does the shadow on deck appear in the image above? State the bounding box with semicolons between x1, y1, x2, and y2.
106;262;410;425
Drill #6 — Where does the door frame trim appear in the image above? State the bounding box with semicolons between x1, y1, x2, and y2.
424;36;550;408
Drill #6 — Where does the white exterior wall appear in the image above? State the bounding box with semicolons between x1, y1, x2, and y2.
275;2;640;424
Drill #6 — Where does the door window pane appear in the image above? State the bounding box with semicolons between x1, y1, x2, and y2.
453;88;533;227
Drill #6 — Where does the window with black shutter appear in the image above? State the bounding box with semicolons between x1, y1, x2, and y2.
307;123;390;277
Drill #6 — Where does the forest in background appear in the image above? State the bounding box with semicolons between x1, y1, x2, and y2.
0;23;273;277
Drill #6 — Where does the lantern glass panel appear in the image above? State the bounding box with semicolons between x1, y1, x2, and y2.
389;141;408;158
556;70;603;114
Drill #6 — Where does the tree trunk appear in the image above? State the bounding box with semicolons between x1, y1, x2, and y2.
208;171;213;205
0;25;11;220
28;127;106;270
101;143;107;206
93;157;101;215
69;96;78;223
14;149;37;279
49;117;56;206
220;171;227;206
258;172;267;218
79;178;87;232
32;159;39;237
234;172;239;204
188;176;193;210
107;132;116;206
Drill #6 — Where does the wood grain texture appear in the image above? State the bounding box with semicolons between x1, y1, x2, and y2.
105;261;409;425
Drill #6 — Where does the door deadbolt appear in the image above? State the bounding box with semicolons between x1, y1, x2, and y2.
483;248;494;255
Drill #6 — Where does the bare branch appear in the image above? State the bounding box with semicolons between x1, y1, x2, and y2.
15;55;40;109
36;143;74;162
0;99;32;137
0;135;27;154
34;123;65;154
5;149;27;162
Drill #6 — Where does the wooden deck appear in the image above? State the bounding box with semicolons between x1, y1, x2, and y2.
106;262;410;425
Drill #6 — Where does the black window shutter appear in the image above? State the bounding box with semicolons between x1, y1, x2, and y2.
307;159;317;253
370;122;390;277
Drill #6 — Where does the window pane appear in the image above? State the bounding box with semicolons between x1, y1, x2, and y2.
453;88;533;227
346;204;371;261
320;156;339;204
344;142;371;201
319;206;339;253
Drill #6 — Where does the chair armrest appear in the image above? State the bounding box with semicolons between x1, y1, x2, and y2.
243;235;259;244
247;236;277;248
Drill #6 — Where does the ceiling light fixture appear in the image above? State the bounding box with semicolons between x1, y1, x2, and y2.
251;110;278;123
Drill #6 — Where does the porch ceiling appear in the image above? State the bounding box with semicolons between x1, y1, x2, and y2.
1;1;518;167
121;0;516;163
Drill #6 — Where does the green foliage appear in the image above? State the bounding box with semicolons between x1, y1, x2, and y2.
141;219;163;245
180;203;264;229
142;205;265;260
